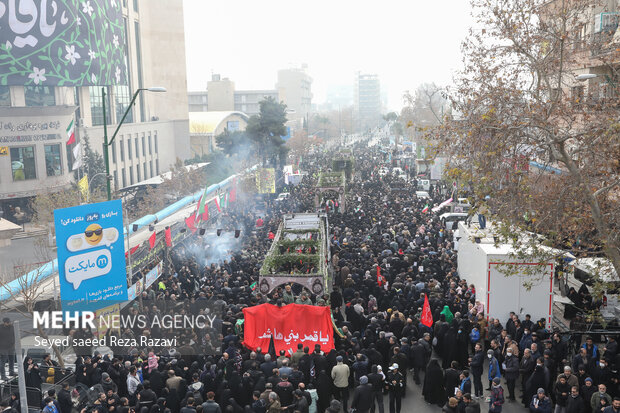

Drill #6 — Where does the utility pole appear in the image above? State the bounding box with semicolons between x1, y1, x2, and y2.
102;87;112;201
14;320;28;413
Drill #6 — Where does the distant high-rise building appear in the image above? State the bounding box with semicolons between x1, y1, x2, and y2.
277;65;312;124
354;72;381;132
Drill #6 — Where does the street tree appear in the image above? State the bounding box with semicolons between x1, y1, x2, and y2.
215;129;252;158
433;0;620;282
246;97;289;167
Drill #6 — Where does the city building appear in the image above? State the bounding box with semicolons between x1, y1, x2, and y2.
0;0;191;218
188;89;278;116
206;74;235;111
276;65;313;127
189;111;249;157
354;72;382;132
234;90;279;116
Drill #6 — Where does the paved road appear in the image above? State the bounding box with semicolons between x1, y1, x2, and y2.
389;370;528;413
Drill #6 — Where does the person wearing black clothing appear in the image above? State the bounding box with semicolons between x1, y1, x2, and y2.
566;386;585;413
179;397;196;413
57;383;73;413
424;359;447;407
386;364;404;413
367;365;385;413
503;349;520;401
463;393;481;413
351;376;374;413
470;343;485;398
444;361;461;398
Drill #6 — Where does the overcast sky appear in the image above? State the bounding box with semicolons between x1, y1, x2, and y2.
182;0;474;111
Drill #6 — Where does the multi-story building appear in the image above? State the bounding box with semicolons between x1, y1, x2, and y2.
276;65;313;126
188;88;279;117
234;90;279;116
0;0;190;217
206;74;235;111
354;72;382;132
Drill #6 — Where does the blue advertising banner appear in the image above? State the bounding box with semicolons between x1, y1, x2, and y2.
54;199;128;311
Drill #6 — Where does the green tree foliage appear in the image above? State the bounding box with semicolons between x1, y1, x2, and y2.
246;96;289;166
215;129;252;157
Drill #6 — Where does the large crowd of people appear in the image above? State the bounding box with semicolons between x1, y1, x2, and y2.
1;142;618;413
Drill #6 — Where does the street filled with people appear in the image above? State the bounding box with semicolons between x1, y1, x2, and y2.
1;141;619;413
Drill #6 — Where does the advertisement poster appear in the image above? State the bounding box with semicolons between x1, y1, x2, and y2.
0;0;127;86
94;303;121;338
256;168;276;194
54;199;128;311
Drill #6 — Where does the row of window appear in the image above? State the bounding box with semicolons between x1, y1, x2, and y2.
0;85;135;128
109;133;158;163
113;159;159;189
7;144;63;182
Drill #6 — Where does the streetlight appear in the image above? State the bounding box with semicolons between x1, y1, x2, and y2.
102;86;167;200
576;74;597;81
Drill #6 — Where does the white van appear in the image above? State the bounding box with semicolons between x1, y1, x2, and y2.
440;212;469;230
417;179;430;191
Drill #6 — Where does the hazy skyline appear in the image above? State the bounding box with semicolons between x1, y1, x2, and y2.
183;0;474;111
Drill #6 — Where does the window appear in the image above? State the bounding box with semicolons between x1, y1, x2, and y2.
143;163;147;179
136;165;141;182
66;145;74;173
24;86;55;106
44;144;62;176
149;160;153;177
0;86;10;106
133;0;139;12
127;138;132;160
226;121;240;132
121;169;126;187
89;86;111;126
11;146;36;180
114;85;133;124
154;133;158;153
113;171;118;190
129;166;134;185
141;136;145;156
571;85;584;103
135;136;139;157
148;135;152;154
111;141;117;163
120;139;125;161
156;159;159;175
73;87;81;120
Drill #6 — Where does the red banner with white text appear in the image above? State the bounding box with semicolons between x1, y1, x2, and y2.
242;303;335;354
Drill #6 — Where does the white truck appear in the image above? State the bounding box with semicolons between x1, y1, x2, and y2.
457;221;555;327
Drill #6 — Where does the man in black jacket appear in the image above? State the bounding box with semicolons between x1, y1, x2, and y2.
463;393;481;413
470;343;485;398
410;340;426;385
57;383;73;413
367;366;385;413
503;348;520;401
351;376;374;413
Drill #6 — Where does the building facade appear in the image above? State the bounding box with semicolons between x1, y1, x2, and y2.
354;72;382;132
277;65;313;125
207;74;235;111
0;0;191;217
